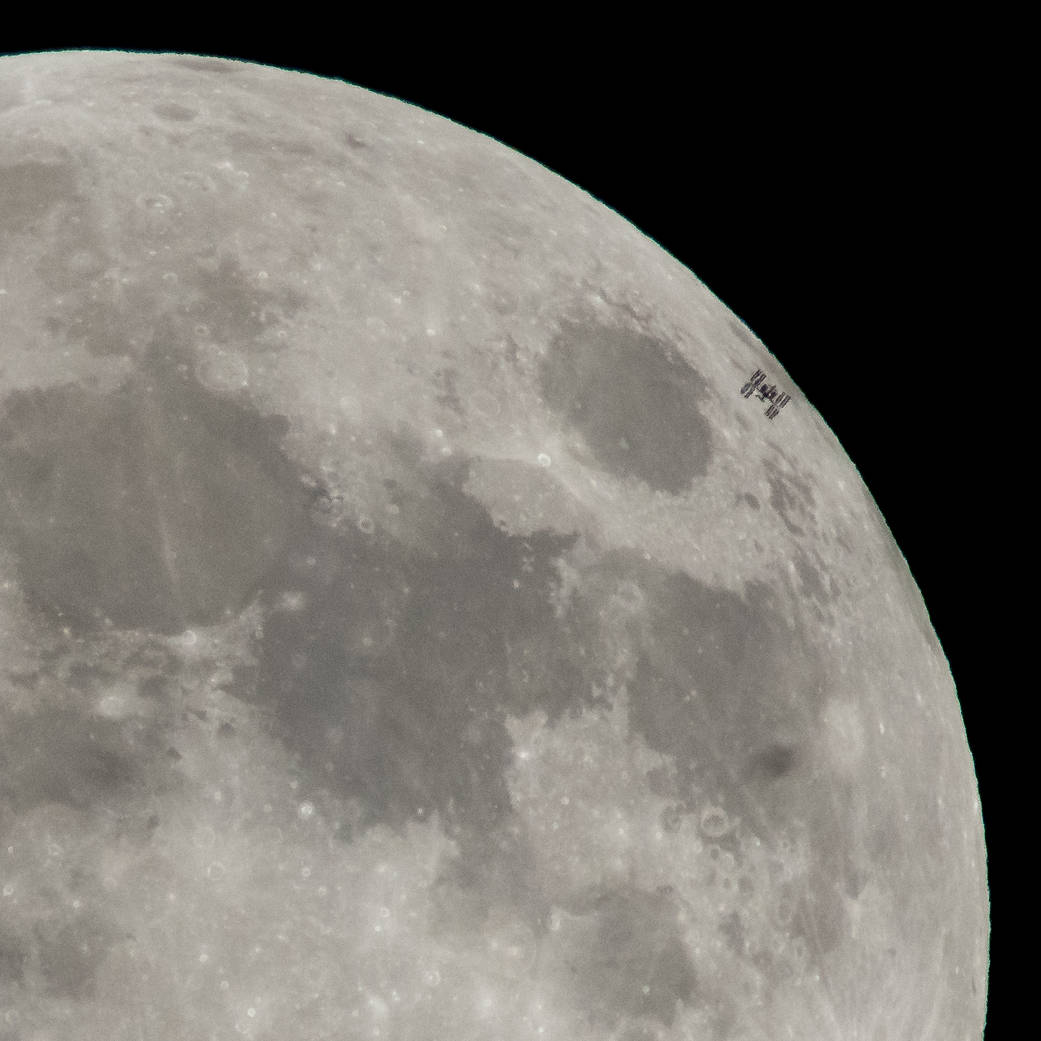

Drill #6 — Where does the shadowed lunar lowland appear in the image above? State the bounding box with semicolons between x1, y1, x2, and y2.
0;51;987;1040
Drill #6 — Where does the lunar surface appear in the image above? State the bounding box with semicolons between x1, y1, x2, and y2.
0;51;987;1041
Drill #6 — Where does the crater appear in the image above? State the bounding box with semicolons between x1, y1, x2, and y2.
764;459;816;538
185;251;307;346
794;549;835;612
539;318;712;494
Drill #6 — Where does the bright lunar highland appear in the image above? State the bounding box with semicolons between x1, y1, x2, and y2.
0;51;988;1041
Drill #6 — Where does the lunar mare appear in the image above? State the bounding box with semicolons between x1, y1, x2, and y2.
0;50;987;1041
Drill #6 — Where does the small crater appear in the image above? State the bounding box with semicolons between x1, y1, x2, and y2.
700;806;731;838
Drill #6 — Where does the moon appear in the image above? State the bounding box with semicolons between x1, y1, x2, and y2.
0;51;988;1040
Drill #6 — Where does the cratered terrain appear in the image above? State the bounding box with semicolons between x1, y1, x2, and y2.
0;51;987;1041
